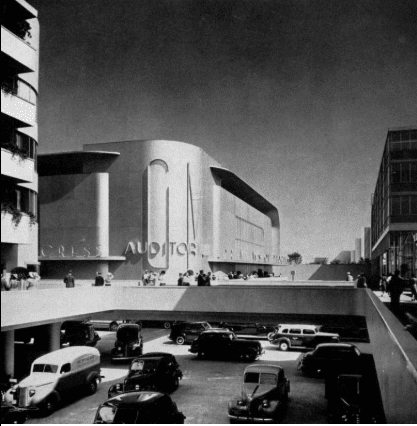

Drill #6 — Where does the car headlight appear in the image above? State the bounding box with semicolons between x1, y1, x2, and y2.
29;389;36;397
117;347;122;351
262;399;269;408
135;384;140;390
116;384;121;390
237;399;246;406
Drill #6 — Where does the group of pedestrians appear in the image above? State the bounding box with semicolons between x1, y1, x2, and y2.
1;271;41;291
62;270;115;288
347;269;417;312
227;270;272;280
141;270;166;286
196;270;212;286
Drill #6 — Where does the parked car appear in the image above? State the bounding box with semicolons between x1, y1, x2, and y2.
168;322;212;345
93;391;186;424
270;324;339;351
90;319;124;332
1;402;29;424
327;374;377;424
137;320;175;329
4;347;102;416
108;352;183;397
218;322;275;339
111;324;143;361
297;343;362;376
60;321;101;347
189;330;264;361
228;364;290;423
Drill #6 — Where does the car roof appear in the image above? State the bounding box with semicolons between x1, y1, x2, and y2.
33;346;100;364
316;343;357;349
244;364;283;374
105;391;165;407
278;324;317;329
118;323;140;329
136;352;174;360
200;329;231;335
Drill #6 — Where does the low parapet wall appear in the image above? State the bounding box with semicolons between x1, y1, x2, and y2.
273;264;372;281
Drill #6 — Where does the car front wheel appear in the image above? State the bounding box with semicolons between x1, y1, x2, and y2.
164;322;171;329
41;393;59;416
176;336;185;345
86;377;98;395
279;341;290;351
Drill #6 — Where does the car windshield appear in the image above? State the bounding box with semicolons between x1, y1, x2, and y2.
32;364;58;373
131;359;159;372
117;326;139;342
244;372;278;385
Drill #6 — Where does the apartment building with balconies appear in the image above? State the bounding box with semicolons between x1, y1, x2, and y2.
1;0;39;274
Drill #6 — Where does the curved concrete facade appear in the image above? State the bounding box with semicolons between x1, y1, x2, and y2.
38;140;280;282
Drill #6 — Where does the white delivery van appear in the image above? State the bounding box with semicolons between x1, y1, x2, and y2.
5;346;102;415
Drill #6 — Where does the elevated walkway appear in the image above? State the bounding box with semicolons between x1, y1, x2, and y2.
1;284;417;423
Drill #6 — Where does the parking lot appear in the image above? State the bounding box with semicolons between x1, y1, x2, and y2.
22;327;333;424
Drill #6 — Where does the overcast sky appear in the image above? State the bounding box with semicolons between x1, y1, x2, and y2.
29;0;416;263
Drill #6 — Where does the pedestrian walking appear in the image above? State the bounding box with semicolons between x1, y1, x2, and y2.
94;272;104;286
204;271;212;286
388;270;406;313
64;270;75;288
409;273;417;302
379;274;388;296
177;273;184;286
9;273;21;291
346;271;354;282
1;272;11;291
182;272;190;286
142;270;150;286
356;274;367;288
105;271;114;286
197;270;205;286
26;272;40;290
158;271;167;286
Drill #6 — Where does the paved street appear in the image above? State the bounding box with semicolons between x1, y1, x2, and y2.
24;328;329;424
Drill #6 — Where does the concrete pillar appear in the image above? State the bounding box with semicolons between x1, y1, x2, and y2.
95;173;109;257
36;323;61;353
1;330;15;379
46;323;61;353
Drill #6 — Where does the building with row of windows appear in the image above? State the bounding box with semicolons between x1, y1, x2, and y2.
371;127;417;278
1;0;39;275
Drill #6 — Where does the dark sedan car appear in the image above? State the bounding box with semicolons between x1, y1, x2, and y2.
111;324;143;361
108;352;183;397
297;343;362;376
228;364;290;423
168;321;212;345
60;321;101;347
189;330;263;361
94;391;185;424
218;322;275;339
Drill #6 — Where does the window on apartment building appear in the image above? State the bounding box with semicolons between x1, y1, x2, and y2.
411;163;417;182
391;163;401;183
411;196;417;215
